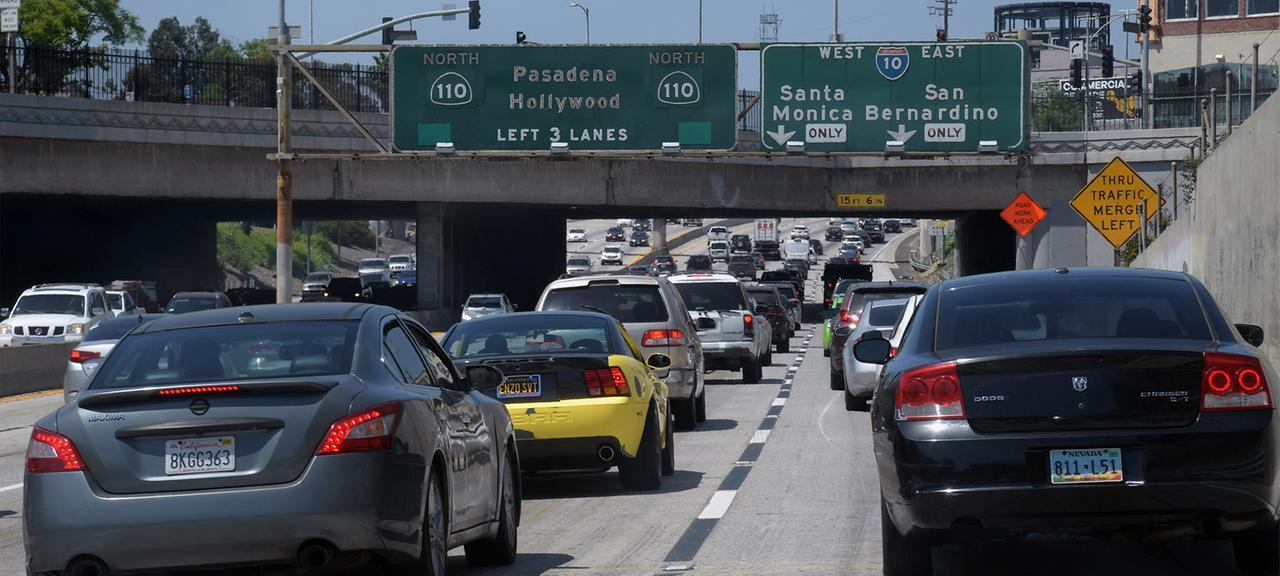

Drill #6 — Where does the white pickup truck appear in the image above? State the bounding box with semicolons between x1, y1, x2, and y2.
667;273;772;383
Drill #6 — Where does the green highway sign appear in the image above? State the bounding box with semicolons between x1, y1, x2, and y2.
759;42;1028;152
391;45;738;152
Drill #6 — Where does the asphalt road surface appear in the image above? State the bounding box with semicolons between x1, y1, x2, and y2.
0;221;1265;576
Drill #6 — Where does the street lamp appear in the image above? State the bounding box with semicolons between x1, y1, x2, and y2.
569;2;590;45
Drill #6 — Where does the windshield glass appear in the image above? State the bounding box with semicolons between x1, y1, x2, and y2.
166;297;216;314
13;294;85;316
936;276;1213;350
106;293;124;309
467;296;503;308
359;259;385;268
91;321;358;389
542;284;669;323
444;314;614;358
388;256;412;264
305;273;331;283
673;282;747;311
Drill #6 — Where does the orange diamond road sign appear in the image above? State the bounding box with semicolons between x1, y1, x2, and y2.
1000;192;1047;237
1071;157;1164;250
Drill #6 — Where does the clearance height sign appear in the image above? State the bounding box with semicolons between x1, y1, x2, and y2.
390;45;737;151
759;42;1028;152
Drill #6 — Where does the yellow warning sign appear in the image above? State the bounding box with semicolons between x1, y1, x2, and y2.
1070;157;1164;250
835;194;886;208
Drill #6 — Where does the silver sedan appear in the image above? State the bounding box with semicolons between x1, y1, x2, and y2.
841;295;922;410
26;303;519;575
62;314;164;403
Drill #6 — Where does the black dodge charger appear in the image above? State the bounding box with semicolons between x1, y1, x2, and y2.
853;267;1278;576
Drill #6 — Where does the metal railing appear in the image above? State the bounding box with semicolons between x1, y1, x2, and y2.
0;44;388;113
736;89;761;132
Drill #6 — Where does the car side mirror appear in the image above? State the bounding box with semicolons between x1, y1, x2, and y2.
91;306;106;317
646;353;672;370
0;307;9;319
466;365;504;391
853;338;893;365
694;317;716;331
1236;323;1265;347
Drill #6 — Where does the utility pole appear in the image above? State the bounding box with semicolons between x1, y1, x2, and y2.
832;0;841;42
930;0;954;41
698;0;703;43
275;0;294;303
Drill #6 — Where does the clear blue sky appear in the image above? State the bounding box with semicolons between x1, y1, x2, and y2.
118;0;1138;87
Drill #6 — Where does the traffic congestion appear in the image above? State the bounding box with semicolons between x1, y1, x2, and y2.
0;215;1274;576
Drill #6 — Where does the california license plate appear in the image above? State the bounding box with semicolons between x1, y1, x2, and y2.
1049;448;1123;485
164;437;235;475
497;374;542;399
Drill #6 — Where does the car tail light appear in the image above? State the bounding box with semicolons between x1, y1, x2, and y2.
1202;352;1271;411
642;329;687;347
743;314;755;336
68;349;101;364
317;402;401;454
890;347;898;358
584;367;630;397
156;385;240;397
27;427;85;473
895;362;965;421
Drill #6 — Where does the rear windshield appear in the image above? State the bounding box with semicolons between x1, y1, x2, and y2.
542;284;670;323
90;321;358;389
866;302;908;327
774;286;796;299
567;258;590;266
444;314;614;358
674;282;747;312
730;255;754;263
467;297;503;308
13;294;84;316
747;289;781;306
709;242;728;249
936;276;1213;350
166;297;216;314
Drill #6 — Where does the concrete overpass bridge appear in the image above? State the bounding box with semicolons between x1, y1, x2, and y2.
0;94;1203;323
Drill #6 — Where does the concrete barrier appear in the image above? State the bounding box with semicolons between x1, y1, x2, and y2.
0;343;73;397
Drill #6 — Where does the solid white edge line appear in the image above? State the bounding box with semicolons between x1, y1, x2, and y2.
0;482;23;493
750;429;772;444
698;490;738;520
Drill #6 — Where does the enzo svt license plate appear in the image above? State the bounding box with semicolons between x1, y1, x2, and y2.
497;374;542;399
1049;448;1123;485
164;437;235;475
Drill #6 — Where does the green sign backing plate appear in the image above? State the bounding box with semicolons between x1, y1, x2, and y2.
391;44;738;152
760;42;1028;152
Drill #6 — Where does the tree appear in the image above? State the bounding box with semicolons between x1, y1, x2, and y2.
8;0;144;94
138;16;238;103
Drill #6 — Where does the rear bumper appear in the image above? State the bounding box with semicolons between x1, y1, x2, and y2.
25;453;413;573
879;413;1280;538
517;436;622;471
508;396;648;459
703;341;756;370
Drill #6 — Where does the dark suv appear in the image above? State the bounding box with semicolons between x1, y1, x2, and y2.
861;220;884;243
825;226;843;242
727;255;757;281
651;255;677;275
745;284;792;353
730;234;752;254
686;255;713;271
883;219;902;233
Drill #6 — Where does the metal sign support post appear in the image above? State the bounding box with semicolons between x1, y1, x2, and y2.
275;0;294;304
6;33;14;94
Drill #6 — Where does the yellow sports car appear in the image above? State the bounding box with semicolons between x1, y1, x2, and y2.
442;311;674;490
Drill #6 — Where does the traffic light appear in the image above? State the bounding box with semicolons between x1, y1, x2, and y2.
935;28;946;42
1127;70;1143;94
1071;58;1083;89
468;0;481;30
516;31;527;44
1138;5;1153;33
1101;44;1114;77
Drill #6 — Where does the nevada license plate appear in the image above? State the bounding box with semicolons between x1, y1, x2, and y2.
164;437;235;475
1049;448;1123;485
497;374;542;399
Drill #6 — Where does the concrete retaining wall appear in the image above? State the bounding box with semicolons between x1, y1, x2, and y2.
1130;93;1279;368
0;343;73;397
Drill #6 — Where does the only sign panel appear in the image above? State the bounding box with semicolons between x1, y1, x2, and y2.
391;44;738;152
760;42;1029;152
1070;157;1163;250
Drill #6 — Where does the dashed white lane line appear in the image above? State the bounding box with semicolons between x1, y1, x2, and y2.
771;398;787;406
698;490;739;520
0;482;23;493
750;430;772;444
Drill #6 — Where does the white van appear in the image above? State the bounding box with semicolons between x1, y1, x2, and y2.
783;240;810;261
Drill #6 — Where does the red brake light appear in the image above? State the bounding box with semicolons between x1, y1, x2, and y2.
156;385;240;397
27;427;85;473
642;329;687;347
1202;352;1271;411
584;367;630;397
317;402;401;454
895;362;966;421
68;349;101;363
742;314;754;336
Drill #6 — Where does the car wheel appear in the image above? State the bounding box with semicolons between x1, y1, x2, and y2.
661;408;676;477
464;449;519;567
742;357;762;384
844;390;867;412
695;389;707;422
829;369;843;391
673;397;697;431
881;496;933;576
618;407;662;491
762;351;773;367
396;465;449;576
778;339;790;353
1233;522;1280;574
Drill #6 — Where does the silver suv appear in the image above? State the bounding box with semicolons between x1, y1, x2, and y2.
537;274;706;429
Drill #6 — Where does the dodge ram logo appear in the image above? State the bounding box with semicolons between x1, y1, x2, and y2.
1072;377;1088;392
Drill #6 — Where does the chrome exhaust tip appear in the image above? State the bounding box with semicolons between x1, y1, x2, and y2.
598;445;616;462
